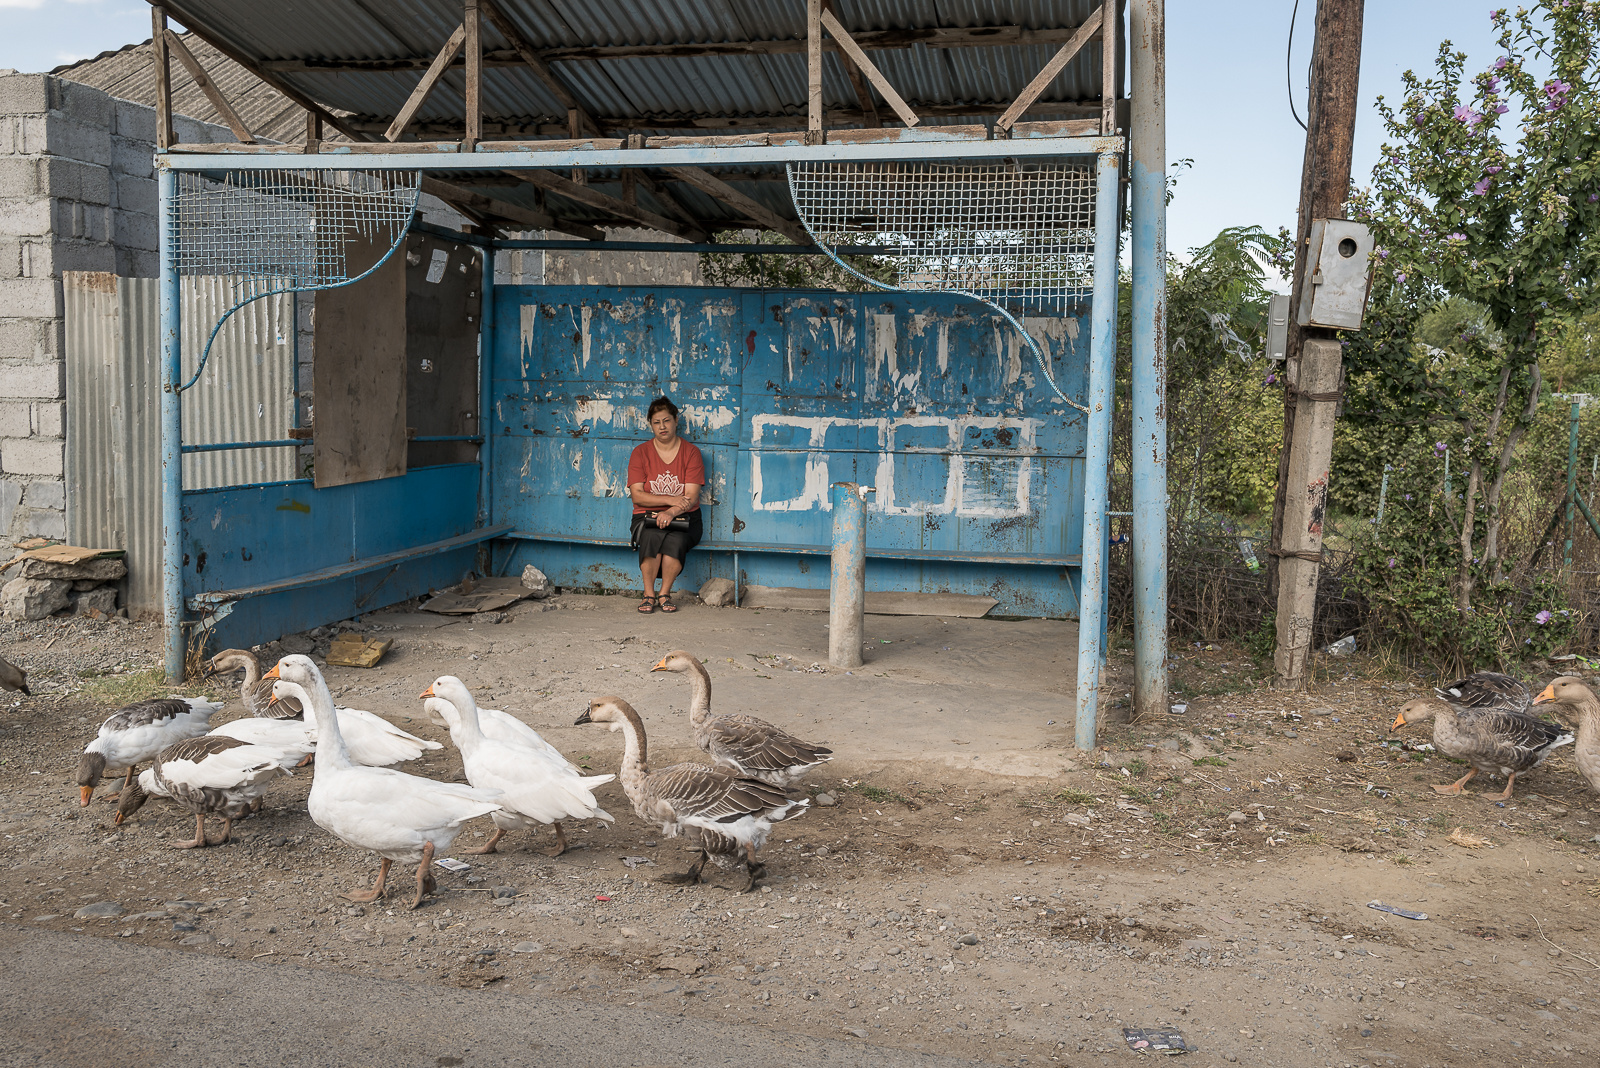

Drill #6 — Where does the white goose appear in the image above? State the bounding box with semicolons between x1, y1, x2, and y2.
576;695;807;891
113;735;302;847
76;696;222;805
421;676;613;856
266;655;501;909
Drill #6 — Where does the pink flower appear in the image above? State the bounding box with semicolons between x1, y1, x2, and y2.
1453;104;1484;126
1472;177;1492;195
1446;232;1467;241
1486;165;1503;174
1536;609;1553;625
1495;56;1510;70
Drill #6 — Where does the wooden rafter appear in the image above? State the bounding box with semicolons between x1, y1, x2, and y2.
257;25;1094;70
996;6;1103;131
479;0;601;136
385;24;467;142
513;170;708;241
819;0;877;128
818;8;918;128
807;0;823;137
419;177;604;241
150;6;174;149
464;0;482;150
163;28;256;143
1100;0;1118;135
630;170;705;231
663;167;810;246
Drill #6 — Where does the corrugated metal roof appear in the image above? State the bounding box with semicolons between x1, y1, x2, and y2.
52;34;344;146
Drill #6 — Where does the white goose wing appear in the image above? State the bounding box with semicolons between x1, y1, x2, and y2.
314;765;501;833
464;741;614;824
210;717;317;753
334;706;442;766
159;737;300;791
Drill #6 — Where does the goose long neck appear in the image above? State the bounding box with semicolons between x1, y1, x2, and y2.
684;660;711;726
297;678;352;771
236;656;261;692
615;704;649;806
451;693;487;752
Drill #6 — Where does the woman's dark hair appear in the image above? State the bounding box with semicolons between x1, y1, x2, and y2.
646;396;680;422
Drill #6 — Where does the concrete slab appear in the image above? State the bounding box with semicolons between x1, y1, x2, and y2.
740;584;999;618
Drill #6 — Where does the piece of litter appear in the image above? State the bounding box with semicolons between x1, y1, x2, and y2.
594;894;611;902
1368;901;1427;921
1169;703;1188;715
621;856;653;869
1122;1026;1190;1055
434;858;471;873
1448;827;1490;849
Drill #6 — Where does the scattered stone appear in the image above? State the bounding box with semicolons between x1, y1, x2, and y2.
814;792;836;807
656;956;703;974
814;845;829;856
70;586;118;617
491;885;518;898
1;578;71;621
180;933;212;945
492;896;516;907
520;565;553;599
18;557;126;582
279;633;316;655
1548;806;1569;817
956;933;979;946
73;900;124;920
1308;707;1335;717
470;611;508;624
1064;813;1091;826
172;921;196;932
1227;811;1248;825
512;942;543;954
697;577;736;607
846;1029;868;1039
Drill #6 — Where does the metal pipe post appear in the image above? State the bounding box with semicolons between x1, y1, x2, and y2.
1075;150;1123;750
1129;0;1167;720
1564;400;1580;569
828;481;867;669
158;166;185;681
478;246;495;529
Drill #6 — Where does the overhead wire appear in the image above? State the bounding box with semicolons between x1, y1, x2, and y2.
1288;0;1309;132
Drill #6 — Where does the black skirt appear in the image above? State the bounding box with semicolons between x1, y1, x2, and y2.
631;509;703;564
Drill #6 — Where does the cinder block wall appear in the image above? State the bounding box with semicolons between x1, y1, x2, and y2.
0;72;234;543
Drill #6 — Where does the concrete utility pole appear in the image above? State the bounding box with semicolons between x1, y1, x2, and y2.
1270;0;1365;689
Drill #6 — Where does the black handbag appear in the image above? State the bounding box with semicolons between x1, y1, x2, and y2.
647;512;692;532
631;512;689;550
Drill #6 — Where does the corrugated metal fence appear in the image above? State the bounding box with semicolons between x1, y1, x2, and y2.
64;271;296;618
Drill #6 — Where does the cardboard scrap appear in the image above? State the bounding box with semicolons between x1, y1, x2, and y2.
421;577;536;615
325;633;392;668
1;543;124;574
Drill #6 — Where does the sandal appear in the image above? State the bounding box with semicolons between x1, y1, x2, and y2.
637;597;656;614
657;595;678;613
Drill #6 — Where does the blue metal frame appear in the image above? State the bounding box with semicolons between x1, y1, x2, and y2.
1075;150;1122;749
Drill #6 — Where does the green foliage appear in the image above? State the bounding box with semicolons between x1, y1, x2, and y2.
697;229;898;290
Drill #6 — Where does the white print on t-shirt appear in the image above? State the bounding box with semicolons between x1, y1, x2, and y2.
651;471;684;498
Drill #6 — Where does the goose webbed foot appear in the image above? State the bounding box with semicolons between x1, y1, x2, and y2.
172;813;209;849
407;842;437;910
1485;772;1518;801
657;852;706;885
1431;769;1478;795
344;857;392;903
540;823;569;858
741;862;767;893
462;829;505;855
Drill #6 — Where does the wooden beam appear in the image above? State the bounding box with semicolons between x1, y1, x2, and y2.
513;169;708;241
303;109;322;153
418;177;605;240
631;170;705;230
257;25;1093;70
150;6;174;150
807;0;823;139
822;0;878;128
663;167;811;245
464;0;482;151
819;8;918;128
995;6;1102;131
1100;0;1118;135
479;0;601;136
385;24;467;142
163;28;256;143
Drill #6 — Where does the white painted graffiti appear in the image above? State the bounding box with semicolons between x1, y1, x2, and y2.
748;414;1040;518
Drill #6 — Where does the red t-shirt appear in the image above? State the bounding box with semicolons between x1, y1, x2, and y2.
628;439;705;515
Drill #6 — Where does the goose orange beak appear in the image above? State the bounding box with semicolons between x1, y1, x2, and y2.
1533;684;1556;704
650;656;670;671
263;663;281;681
1391;711;1407;731
79;786;94;806
419;684;437;699
113;810;126;826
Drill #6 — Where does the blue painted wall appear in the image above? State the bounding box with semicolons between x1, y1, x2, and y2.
491;286;1089;617
182;464;480;649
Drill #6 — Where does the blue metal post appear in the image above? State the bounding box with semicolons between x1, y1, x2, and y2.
158;165;185;681
1076;150;1123;750
1129;0;1168;721
478;246;495;529
828;482;866;669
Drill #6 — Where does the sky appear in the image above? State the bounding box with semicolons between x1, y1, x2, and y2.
1;0;1507;261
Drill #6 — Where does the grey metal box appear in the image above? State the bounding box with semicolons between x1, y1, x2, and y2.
1296;219;1374;331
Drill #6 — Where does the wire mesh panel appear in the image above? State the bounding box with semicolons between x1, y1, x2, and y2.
170;168;420;391
788;160;1096;312
788;160;1099;409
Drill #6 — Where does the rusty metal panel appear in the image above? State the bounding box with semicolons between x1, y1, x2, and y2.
492;284;1088;616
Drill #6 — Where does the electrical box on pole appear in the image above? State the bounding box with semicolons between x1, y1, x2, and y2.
1295;219;1374;330
1266;293;1291;362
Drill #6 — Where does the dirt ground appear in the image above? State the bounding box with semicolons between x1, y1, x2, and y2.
2;595;1598;1068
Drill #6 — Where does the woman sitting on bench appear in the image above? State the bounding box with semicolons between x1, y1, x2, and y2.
628;396;704;613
